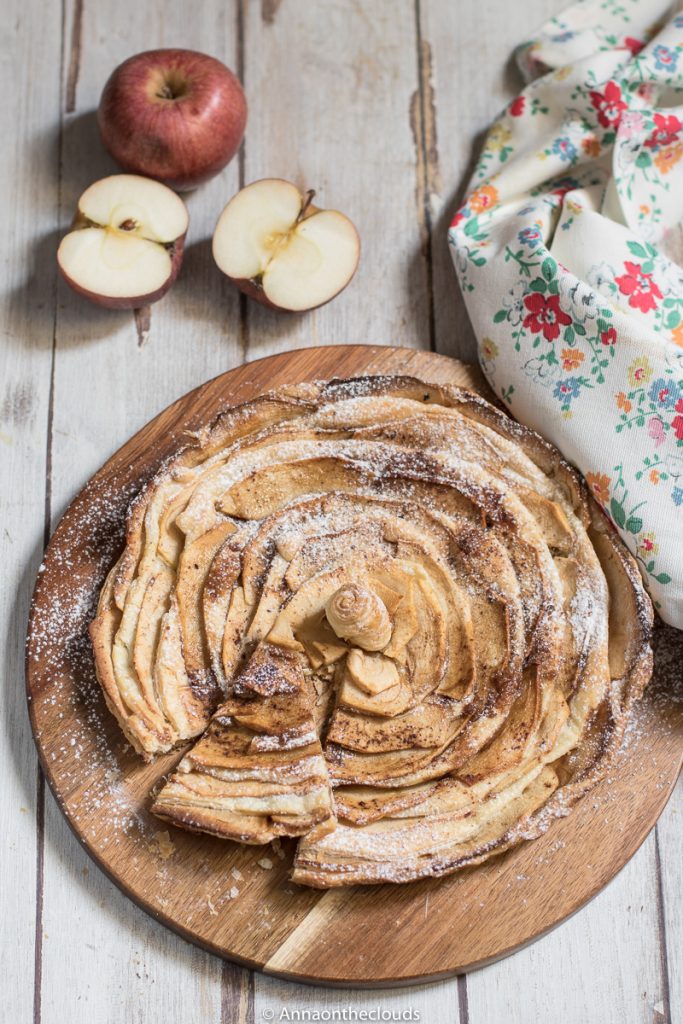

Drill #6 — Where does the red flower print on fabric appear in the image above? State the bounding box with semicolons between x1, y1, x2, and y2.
601;326;617;346
623;36;644;55
523;292;572;342
644;112;683;150
614;261;663;313
674;400;683;441
589;80;627;129
510;96;526;117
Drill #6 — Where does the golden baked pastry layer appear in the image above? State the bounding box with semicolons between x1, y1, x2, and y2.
90;375;653;886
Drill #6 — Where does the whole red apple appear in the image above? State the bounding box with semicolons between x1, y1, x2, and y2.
98;49;247;191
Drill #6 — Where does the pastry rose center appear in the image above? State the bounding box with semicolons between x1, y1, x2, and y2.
325;584;393;651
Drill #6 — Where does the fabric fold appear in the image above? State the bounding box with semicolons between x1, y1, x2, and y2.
450;0;683;627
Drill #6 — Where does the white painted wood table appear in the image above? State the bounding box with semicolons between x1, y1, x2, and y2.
2;1;681;1021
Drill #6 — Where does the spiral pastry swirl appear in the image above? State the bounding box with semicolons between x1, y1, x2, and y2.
326;584;392;651
90;375;653;886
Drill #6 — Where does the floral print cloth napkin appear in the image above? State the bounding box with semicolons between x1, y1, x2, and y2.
450;0;683;628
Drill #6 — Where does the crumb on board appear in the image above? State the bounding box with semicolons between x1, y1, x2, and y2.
151;830;175;860
207;886;240;916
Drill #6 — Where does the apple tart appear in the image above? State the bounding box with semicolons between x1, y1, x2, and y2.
90;375;653;886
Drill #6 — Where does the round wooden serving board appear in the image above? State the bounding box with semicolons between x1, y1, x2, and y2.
26;344;683;988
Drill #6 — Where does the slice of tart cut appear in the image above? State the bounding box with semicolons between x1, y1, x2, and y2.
151;642;335;843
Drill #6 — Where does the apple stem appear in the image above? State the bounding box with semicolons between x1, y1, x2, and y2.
297;189;316;223
155;71;188;101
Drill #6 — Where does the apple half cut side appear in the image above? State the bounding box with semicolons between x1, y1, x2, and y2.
57;174;189;309
212;179;360;312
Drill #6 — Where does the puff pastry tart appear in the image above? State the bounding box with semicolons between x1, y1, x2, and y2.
90;375;653;886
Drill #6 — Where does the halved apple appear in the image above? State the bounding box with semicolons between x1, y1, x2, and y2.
57;174;189;309
212;178;360;312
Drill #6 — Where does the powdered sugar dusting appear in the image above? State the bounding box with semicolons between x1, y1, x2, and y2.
25;376;682;922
